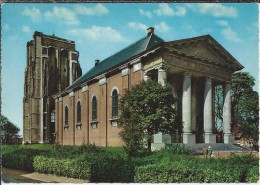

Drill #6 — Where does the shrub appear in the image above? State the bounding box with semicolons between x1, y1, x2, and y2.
2;148;43;171
33;156;91;180
246;166;259;182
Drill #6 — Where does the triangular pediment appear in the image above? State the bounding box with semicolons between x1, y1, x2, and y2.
164;35;244;71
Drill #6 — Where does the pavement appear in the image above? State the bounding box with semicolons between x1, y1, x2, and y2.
2;167;88;183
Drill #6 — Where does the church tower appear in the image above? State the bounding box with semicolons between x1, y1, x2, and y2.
23;31;82;144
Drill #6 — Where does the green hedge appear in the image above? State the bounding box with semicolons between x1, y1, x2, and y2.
134;162;244;183
33;156;91;180
134;155;259;183
2;148;43;171
33;153;134;182
246;166;259;182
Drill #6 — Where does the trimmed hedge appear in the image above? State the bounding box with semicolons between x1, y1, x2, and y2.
33;153;134;182
134;162;245;183
33;156;91;180
2;148;43;171
134;155;259;183
246;166;259;182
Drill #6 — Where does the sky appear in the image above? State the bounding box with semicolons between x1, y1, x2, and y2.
2;3;259;136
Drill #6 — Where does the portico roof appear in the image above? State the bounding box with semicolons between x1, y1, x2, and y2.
164;35;244;71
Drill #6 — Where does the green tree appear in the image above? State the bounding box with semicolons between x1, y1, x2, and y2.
118;81;177;154
1;115;20;144
231;72;259;142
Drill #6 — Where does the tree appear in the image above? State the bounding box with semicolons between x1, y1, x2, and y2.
215;72;259;142
0;115;21;144
231;72;259;142
118;81;177;154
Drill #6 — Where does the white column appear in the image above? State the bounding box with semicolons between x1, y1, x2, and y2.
204;78;216;143
223;83;234;143
158;68;167;86
182;73;195;144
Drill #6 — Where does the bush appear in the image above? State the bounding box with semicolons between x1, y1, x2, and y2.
246;166;259;182
134;154;258;183
33;156;91;180
134;162;244;183
33;150;134;182
2;148;43;171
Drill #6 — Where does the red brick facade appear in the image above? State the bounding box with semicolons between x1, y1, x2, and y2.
55;68;142;146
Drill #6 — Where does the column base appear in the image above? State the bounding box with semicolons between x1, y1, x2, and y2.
224;134;234;144
182;133;196;144
151;143;171;151
153;133;171;144
204;133;216;143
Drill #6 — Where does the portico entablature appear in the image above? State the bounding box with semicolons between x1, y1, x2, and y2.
162;53;232;82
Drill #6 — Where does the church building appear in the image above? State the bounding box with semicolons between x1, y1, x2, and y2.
24;27;243;146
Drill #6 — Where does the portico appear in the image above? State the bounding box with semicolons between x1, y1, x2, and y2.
143;35;243;144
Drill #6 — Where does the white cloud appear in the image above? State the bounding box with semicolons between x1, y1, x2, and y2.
175;6;187;16
221;27;241;43
128;22;148;31
188;4;238;18
22;26;31;33
68;26;125;42
139;9;152;19
155;3;174;16
22;7;41;22
75;4;108;16
155;22;170;32
216;20;229;27
44;7;80;25
3;24;9;31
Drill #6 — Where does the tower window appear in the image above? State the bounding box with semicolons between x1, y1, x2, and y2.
92;96;97;121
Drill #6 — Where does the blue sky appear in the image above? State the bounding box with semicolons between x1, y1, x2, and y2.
2;3;259;135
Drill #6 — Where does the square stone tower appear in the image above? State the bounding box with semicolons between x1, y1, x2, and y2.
23;31;82;144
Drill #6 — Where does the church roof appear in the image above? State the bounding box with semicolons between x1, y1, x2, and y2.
66;33;164;91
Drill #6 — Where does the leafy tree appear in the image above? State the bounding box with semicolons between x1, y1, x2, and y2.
118;81;177;154
215;72;259;142
1;115;21;144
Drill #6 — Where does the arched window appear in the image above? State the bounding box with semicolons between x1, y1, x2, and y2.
51;110;55;123
77;101;81;124
92;96;97;121
112;90;119;117
65;106;69;125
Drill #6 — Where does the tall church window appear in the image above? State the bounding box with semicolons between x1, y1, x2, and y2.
51;110;55;123
112;89;119;118
92;96;97;121
77;101;81;124
65;106;69;126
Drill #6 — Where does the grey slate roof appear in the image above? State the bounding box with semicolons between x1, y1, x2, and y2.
66;33;164;91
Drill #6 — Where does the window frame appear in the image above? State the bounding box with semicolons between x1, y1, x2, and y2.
112;89;119;118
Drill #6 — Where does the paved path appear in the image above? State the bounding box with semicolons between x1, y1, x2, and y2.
2;167;87;183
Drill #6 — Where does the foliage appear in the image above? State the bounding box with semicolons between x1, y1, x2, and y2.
134;154;259;183
2;148;43;171
231;72;259;142
215;72;259;142
246;166;259;182
33;150;134;182
1;115;21;144
33;156;91;180
118;81;177;154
